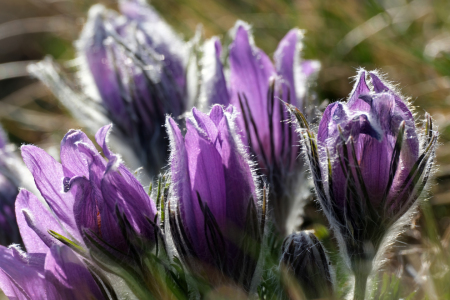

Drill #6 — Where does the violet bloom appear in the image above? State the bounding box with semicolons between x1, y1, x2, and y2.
289;70;438;299
0;244;106;299
166;105;266;291
30;0;194;178
16;125;157;257
208;22;320;234
280;231;334;299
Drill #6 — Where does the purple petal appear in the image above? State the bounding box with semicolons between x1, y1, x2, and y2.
21;145;81;242
229;24;276;157
119;0;187;98
15;190;63;253
369;72;390;94
369;72;419;157
217;114;256;229
192;107;219;145
60;131;107;245
209;104;225;127
101;162;157;244
347;71;370;111
60;129;97;179
201;37;229;106
95;124;113;159
185;120;227;238
0;246;47;300
77;6;130;131
94;123;157;243
166;117;196;244
317;102;348;146
301;60;321;78
70;176;102;241
44;245;104;299
274;29;302;107
356;134;392;205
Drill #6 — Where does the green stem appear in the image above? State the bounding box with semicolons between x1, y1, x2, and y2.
353;271;369;300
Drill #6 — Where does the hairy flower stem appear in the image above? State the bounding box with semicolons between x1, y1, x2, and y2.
353;259;371;300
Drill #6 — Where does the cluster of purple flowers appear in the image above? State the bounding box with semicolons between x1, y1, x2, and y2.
0;0;438;299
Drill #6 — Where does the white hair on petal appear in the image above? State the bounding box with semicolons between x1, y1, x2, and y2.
75;4;112;103
198;36;226;112
229;20;262;59
223;105;263;203
185;26;202;111
222;105;268;294
290;106;353;269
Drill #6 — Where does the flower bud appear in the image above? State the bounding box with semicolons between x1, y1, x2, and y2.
166;105;266;291
280;231;334;299
288;70;438;298
226;22;320;235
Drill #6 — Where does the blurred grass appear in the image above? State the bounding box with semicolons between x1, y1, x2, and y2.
1;0;450;297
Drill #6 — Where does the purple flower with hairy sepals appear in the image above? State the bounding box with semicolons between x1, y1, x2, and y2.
0;244;106;300
288;70;438;299
204;22;320;234
16;125;157;258
29;0;195;178
280;231;334;299
166;105;266;291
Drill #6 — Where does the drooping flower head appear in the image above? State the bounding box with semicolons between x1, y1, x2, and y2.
280;231;334;299
288;69;438;297
166;105;266;291
29;0;196;178
225;22;320;234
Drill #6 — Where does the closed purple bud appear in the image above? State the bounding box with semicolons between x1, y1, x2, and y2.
289;69;438;298
166;105;266;291
316;71;430;239
228;22;320;234
280;231;334;299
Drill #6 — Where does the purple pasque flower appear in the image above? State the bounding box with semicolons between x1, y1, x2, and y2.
0;244;106;300
288;69;438;297
16;125;157;257
29;0;194;178
280;231;334;299
217;22;319;234
166;105;266;291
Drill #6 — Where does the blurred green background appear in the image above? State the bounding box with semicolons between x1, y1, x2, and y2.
2;0;450;232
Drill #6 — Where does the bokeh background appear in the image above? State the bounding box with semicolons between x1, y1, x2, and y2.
1;0;450;295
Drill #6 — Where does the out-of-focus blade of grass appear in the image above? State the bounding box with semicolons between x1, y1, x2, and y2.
0;16;73;41
0;61;37;80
